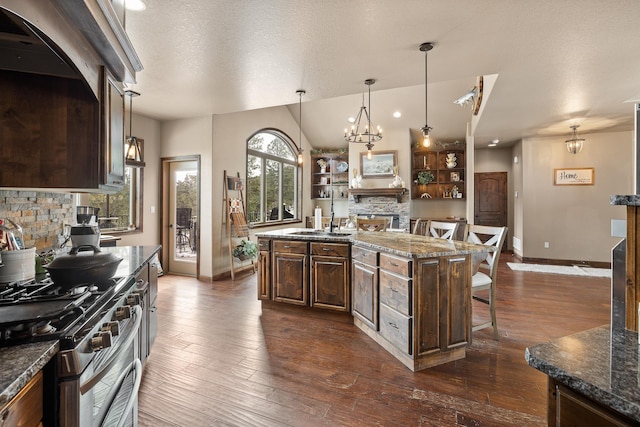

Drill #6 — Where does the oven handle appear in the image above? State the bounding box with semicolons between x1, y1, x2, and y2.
80;305;143;394
95;358;142;427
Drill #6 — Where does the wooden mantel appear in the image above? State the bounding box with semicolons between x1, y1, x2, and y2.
349;188;406;203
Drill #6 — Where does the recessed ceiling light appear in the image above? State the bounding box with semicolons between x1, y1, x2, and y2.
393;111;402;118
488;143;497;147
126;0;146;11
347;117;356;123
492;139;499;144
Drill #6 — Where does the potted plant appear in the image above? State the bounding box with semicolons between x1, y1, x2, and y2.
233;239;258;261
416;171;435;185
317;158;328;173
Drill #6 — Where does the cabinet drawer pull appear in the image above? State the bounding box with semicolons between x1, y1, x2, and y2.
283;245;291;249
389;262;399;267
390;288;398;292
389;322;399;330
322;248;331;251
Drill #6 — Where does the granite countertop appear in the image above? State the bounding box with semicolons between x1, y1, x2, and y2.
256;228;494;259
0;245;161;408
611;195;640;206
0;341;58;408
526;325;640;421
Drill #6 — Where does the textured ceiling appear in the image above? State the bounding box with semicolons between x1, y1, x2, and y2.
124;0;640;148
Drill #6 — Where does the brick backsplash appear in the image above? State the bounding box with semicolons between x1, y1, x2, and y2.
0;190;74;251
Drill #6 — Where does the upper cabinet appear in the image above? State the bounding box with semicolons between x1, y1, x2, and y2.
0;1;141;193
411;146;466;200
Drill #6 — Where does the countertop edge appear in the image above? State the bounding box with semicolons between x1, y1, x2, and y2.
526;325;640;422
0;341;58;408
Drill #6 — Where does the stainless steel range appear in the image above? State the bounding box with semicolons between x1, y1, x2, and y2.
0;275;144;427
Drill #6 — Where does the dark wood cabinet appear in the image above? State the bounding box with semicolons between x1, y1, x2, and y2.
272;240;308;305
257;238;271;300
352;242;472;371
411;147;465;200
101;68;126;190
310;242;350;312
351;246;379;331
549;379;635;426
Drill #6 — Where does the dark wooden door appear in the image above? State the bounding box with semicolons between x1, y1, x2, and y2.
310;255;350;312
352;260;378;330
474;172;507;227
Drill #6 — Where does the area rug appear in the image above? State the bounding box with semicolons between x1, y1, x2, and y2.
507;262;611;278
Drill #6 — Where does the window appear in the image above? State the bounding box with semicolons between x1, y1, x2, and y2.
87;145;143;232
246;130;301;225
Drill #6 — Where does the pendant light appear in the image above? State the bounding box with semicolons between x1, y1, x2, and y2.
344;79;382;160
124;90;145;167
565;125;585;154
420;42;434;148
296;89;305;164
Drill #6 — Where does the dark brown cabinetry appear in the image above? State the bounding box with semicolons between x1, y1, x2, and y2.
549;379;635;426
411;147;465;200
257;238;271;300
351;246;379;331
310;242;350;312
272;240;308;305
101;68;126;190
351;242;472;371
311;152;349;200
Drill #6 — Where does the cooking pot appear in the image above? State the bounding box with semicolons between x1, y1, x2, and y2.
44;245;122;289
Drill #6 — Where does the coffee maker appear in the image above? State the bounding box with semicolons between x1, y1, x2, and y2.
71;206;101;248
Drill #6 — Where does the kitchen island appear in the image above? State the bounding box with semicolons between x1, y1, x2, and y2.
526;325;640;425
255;228;493;370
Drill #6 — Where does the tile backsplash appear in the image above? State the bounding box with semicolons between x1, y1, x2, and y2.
0;190;74;251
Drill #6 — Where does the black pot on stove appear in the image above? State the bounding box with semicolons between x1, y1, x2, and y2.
44;245;122;290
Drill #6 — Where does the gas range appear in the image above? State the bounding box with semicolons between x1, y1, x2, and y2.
0;275;135;350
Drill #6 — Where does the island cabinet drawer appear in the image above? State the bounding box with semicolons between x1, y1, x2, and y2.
379;270;412;317
311;242;349;257
379;303;412;355
273;240;308;254
380;253;412;277
258;238;271;251
352;245;378;266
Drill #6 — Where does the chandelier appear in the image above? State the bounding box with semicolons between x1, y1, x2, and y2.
420;42;434;148
344;79;382;159
565;125;585;154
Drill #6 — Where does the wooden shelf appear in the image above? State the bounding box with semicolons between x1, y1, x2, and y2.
411;147;465;200
349;188;406;203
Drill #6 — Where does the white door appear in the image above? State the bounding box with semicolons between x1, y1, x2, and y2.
168;160;198;276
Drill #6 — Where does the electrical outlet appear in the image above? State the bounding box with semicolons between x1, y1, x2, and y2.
544;242;549;248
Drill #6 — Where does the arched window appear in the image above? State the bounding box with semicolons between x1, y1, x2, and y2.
246;129;301;225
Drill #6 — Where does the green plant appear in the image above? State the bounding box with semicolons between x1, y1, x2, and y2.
417;171;435;185
233;239;258;260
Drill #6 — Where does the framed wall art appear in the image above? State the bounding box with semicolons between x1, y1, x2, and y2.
360;150;397;178
553;167;594;186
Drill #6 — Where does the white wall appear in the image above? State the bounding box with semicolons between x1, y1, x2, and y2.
116;113;161;247
160;116;213;277
521;131;632;263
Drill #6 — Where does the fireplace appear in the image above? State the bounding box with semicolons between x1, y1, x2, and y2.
348;192;410;230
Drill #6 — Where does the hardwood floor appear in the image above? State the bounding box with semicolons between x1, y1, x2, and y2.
138;254;611;426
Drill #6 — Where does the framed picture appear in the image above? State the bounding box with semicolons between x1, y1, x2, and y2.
360;150;397;178
450;172;460;182
553;168;594;186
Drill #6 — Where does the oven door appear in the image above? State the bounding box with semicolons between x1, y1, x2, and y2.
59;305;143;427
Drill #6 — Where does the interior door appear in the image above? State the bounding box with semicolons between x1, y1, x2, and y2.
474;172;508;249
167;160;198;276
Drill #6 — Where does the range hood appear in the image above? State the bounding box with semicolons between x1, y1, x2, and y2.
0;7;78;79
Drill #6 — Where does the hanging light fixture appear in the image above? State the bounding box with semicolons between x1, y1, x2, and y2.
565;125;585;154
344;79;382;160
124;90;145;167
296;89;305;164
420;42;434;148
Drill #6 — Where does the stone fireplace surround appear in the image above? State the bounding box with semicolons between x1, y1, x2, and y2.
348;192;410;230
